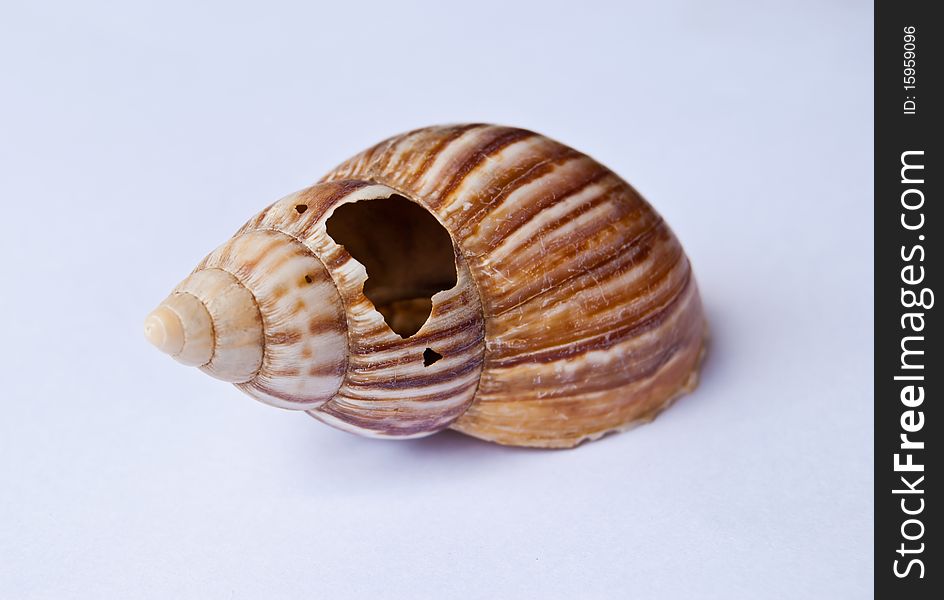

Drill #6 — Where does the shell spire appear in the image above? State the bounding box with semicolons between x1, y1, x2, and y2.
144;293;215;367
146;124;707;448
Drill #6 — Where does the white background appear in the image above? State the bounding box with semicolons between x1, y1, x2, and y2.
0;1;873;598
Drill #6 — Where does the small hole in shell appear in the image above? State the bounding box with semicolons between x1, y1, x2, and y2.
295;204;308;214
304;275;313;284
423;348;443;367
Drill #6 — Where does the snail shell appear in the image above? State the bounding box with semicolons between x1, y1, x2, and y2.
145;124;707;448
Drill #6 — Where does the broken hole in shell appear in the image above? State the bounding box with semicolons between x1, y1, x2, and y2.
325;194;458;338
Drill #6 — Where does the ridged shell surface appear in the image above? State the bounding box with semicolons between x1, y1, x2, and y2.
316;125;707;447
234;181;486;437
146;124;707;448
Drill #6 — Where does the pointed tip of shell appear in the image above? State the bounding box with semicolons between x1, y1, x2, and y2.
144;292;215;368
144;306;185;356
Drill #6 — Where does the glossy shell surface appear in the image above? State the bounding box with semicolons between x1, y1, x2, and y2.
146;124;707;448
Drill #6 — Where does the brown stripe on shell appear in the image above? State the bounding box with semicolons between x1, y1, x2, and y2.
426;128;536;209
313;377;481;438
311;402;468;438
454;292;706;447
439;136;575;215
326;135;399;181
294;179;371;223
306;361;347;378
459;156;610;245
203;228;349;409
485;224;684;356
448;149;589;238
402;124;489;188
344;355;483;390
343;313;483;364
477;197;670;317
350;315;481;354
484;175;622;258
412;127;532;198
308;318;341;336
311;250;485;434
314;124;707;447
376;125;494;196
492;267;693;368
479;279;703;396
371;124;487;188
331;380;481;409
204;125;705;446
266;330;303;346
232;179;487;438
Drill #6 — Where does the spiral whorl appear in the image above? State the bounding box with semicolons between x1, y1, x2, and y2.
147;228;350;410
146;124;707;447
144;292;213;366
145;268;264;383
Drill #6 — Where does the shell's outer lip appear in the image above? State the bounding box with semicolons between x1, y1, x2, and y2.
144;306;184;356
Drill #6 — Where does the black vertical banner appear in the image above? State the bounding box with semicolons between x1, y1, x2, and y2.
876;0;940;597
